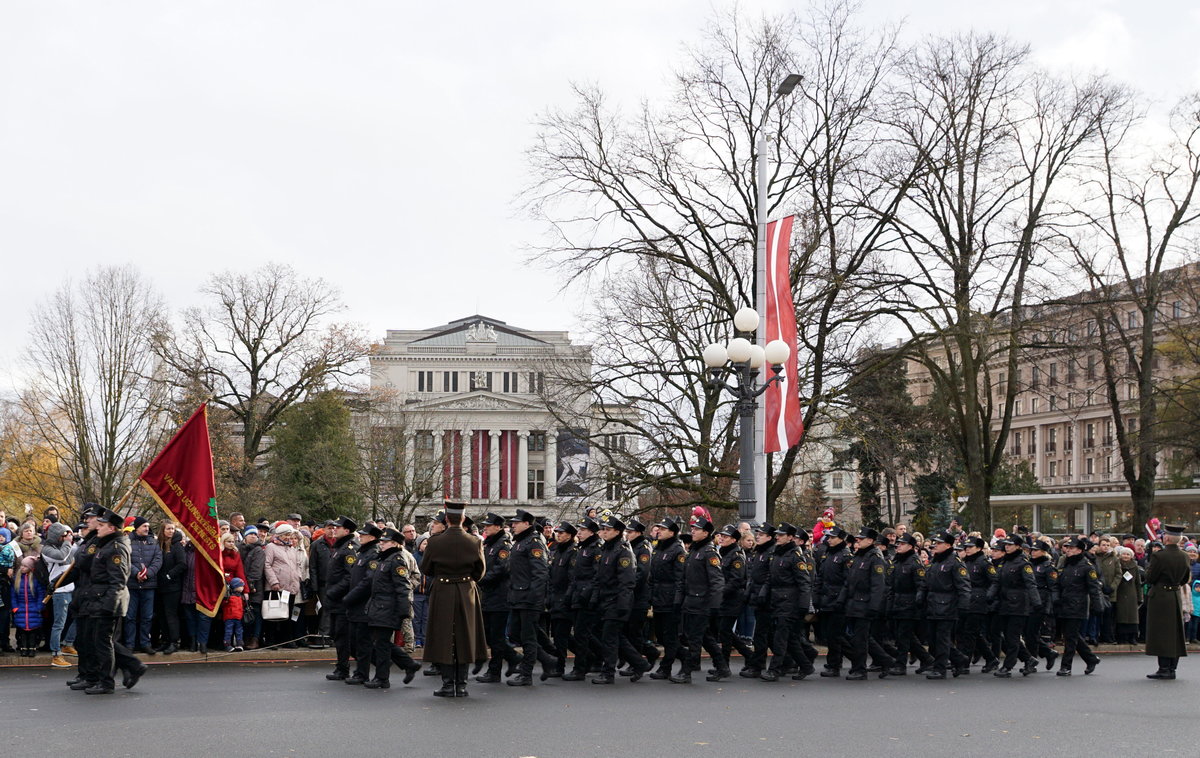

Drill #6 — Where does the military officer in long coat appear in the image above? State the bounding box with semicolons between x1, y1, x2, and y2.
1145;524;1192;679
419;503;489;697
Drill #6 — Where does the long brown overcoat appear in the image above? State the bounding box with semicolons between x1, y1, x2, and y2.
418;526;489;665
1144;543;1191;658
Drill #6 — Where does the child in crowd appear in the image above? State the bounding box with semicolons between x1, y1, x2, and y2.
224;577;246;652
1189;579;1200;644
0;527;15;652
11;555;46;657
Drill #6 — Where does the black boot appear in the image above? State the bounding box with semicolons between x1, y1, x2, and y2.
434;671;456;697
455;664;470;697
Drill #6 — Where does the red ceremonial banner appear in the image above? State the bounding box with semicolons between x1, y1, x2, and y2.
764;215;804;453
139;404;225;617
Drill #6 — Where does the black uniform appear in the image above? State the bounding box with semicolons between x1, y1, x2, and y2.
648;534;685;675
960;550;999;668
78;532;134;691
364;546;419;685
764;541;811;677
839;546;893;676
623;534;658;667
743;539;775;674
478;531;519;679
1027;554;1060;663
675;535;724;679
506;526;550;678
593;537;647;678
1056;553;1106;672
923;549;972;675
546;537;577;673
990;550;1042;673
888;549;933;672
815;540;852;671
342;540;379;682
565;534;603;678
323;534;357;678
704;542;750;676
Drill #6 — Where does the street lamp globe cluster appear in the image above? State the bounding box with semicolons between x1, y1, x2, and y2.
702;307;790;521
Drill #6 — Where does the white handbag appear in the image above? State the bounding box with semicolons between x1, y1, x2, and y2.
261;590;292;620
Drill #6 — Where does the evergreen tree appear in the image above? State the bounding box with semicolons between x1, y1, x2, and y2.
268;391;363;523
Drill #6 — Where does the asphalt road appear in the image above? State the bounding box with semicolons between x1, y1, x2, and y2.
2;655;1197;757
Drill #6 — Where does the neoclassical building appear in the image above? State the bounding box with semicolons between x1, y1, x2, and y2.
369;315;631;511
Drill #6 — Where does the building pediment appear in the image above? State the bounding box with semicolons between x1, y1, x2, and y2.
410;391;546;413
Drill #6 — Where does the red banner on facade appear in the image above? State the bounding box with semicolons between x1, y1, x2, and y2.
139;404;225;617
764;215;804;453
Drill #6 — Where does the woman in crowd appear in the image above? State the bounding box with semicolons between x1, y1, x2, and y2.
1114;546;1144;644
264;524;303;647
238;526;266;649
155;522;186;654
40;522;77;667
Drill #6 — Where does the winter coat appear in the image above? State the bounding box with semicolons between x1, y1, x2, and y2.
594;537;637;620
477;531;512;612
746;541;774;610
309;536;336;594
343;541;379;624
78;532;131;618
1055;553;1106;620
11;572;46;630
569;534;602;611
547;539;577;619
158;532;187;594
815;540;852;611
923;550;971;621
628;535;653;611
221;547;247;589
322;534;357;613
767;542;806;619
889;549;926;620
366;546;413;629
1144;543;1190;658
505;527;548;612
716;543;747;617
840;546;889;619
418;526;488;665
264;539;303;595
238;541;266;603
223;592;245;621
127;532;163;590
962;551;996;615
40;523;76;594
1030;554;1059;616
990;551;1042;616
1095;550;1121;599
648;535;685;611
1114;558;1144;625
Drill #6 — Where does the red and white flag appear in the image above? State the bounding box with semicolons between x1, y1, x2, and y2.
764;215;803;453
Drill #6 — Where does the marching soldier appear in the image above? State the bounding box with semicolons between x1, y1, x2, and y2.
922;531;972;679
66;505;103;691
839;527;893;680
621;517;659;674
791;528;821;668
342;523;382;685
990;536;1042;677
647;516;685;680
591;514;649;684
761;523;811;681
1055;536;1106;676
815;527;852;677
78;508;143;694
545;520;577;679
504;509;550;686
477;512;519;683
887;533;934;675
704;523;750;681
362;527;421;689
960;536;1000;673
1144;524;1191;679
1028;537;1061;671
739;523;776;679
563;516;603;680
322;515;358;681
670;515;723;683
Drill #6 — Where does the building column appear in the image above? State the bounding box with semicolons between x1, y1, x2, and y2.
545;429;557;500
431;428;443;500
517;430;530;503
488;429;502;501
460;428;471;501
404;434;417;491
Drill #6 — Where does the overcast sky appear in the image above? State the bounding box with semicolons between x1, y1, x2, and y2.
1;1;1198;394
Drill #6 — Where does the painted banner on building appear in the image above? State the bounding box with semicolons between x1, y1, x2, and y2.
555;429;589;497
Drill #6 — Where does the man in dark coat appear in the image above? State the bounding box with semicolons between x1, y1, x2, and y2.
670;516;723;683
78;508;145;695
476;512;519;683
1027;538;1060;671
761;523;810;681
342;523;382;685
647;516;685;679
960;536;1000;672
321;515;358;681
1145;524;1191;679
1055;536;1106;676
887;533;933;676
621;517;658;674
740;523;776;678
990;536;1042;677
704;523;750;681
838;527;893;680
814;527;852;676
361;527;420;689
419;503;488;697
591;514;650;684
504;509;549;686
563;516;603;680
922;531;972;679
545;521;577;678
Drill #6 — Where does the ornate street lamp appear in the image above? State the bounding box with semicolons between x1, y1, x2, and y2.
703;307;791;521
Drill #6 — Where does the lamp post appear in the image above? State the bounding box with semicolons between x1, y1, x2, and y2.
703;307;792;522
753;72;803;520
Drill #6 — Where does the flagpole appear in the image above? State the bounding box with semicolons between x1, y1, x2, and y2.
754;131;768;525
112;481;140;515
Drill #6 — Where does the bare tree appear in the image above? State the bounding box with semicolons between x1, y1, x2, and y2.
880;34;1127;528
153;263;368;510
1068;94;1200;526
19;266;167;510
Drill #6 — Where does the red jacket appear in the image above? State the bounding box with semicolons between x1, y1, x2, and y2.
223;592;245;621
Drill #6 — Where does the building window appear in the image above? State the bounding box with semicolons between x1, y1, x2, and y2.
1087;355;1096;380
1031;397;1040;414
1087;319;1097;337
1064;427;1073;452
528;432;546;452
1015;400;1022;416
1104;421;1113;446
469;371;492;391
1049;363;1057;386
1105;455;1113;474
1086;457;1094;475
1085;423;1095;448
442;371;459;393
1067;361;1076;384
605;471;623;501
528;469;545;500
527;372;545;394
1012;431;1022;456
831;473;844;489
1128;310;1139;329
1031;366;1040;388
1049;460;1057;477
501;371;520;393
415;430;434;450
1174;301;1184;319
416;370;434;392
1047;428;1057;452
601;434;627;452
1029;429;1037;454
1049;395;1057;411
1066;459;1073;477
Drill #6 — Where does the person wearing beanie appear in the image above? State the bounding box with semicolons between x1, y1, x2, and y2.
0;526;18;653
237;526;265;649
223;578;246;652
41;522;79;667
124;516;162;654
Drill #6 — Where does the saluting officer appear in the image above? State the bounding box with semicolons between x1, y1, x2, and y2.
887;533;934;676
815;527;852;677
1027;537;1061;671
990;536;1042;677
647;516;686;680
504;508;549;686
591;514;649;684
960;536;1000;673
1055;536;1106;676
839;527;893;680
477;512;519;683
671;515;723;684
1144;524;1191;679
362;527;421;689
342;523;382;685
922;531;972;679
545;520;577;679
78;508;143;694
322;515;358;681
703;523;750;681
740;523;776;679
563;516;603;680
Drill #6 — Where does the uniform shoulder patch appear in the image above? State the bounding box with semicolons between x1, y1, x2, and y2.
987;566;996;574
594;553;602;561
1023;565;1033;574
708;556;720;567
620;557;631;568
734;561;743;570
1088;570;1098;579
346;555;356;565
1050;571;1058;580
917;569;925;577
959;568;968;576
874;564;883;574
368;561;378;570
677;554;686;563
532;548;544;559
87;545;97;554
498;549;509;560
112;555;122;565
396;566;407;576
639;553;649;563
